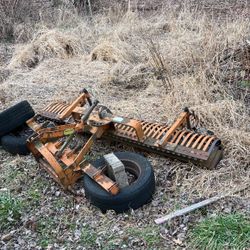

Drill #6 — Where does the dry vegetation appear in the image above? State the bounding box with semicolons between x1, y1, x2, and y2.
8;29;82;68
0;1;249;249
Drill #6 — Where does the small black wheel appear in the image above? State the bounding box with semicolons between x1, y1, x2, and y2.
83;152;155;213
0;133;30;155
0;101;35;137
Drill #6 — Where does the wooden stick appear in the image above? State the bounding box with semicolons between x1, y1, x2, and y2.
155;185;249;225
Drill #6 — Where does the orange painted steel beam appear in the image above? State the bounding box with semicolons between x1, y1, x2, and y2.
83;164;119;195
156;111;189;147
58;93;88;119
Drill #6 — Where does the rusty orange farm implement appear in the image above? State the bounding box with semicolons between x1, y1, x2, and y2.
0;89;223;212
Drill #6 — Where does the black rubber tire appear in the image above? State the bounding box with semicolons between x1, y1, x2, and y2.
0;134;30;155
83;152;155;213
0;101;35;137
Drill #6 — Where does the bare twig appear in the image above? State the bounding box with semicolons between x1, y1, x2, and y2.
87;0;93;18
140;34;173;92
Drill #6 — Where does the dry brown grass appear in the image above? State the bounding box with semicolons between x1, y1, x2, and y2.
8;29;82;68
90;41;128;63
1;4;250;248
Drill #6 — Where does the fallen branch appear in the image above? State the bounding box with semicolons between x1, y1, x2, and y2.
155;185;249;225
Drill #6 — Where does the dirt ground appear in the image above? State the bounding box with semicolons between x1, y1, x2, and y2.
0;1;249;249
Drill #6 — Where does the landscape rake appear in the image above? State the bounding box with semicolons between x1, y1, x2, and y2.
0;88;223;212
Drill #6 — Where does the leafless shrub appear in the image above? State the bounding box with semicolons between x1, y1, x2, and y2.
144;37;173;92
0;0;39;41
0;0;71;42
71;0;127;14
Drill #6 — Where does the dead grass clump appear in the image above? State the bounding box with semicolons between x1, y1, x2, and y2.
180;165;249;200
8;30;81;68
90;40;133;63
106;62;152;89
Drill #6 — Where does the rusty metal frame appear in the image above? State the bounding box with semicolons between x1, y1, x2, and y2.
26;90;223;194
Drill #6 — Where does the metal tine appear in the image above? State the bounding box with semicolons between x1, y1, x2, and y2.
170;130;183;143
58;104;70;113
44;103;57;112
156;127;170;140
203;137;215;151
120;130;135;138
141;121;148;126
115;123;124;129
191;134;205;149
53;104;68;113
144;123;158;136
49;103;63;113
147;124;162;138
126;125;136;136
58;104;70;114
186;134;199;148
124;125;133;132
115;124;130;135
174;130;189;145
119;124;128;130
141;122;153;131
114;123;121;129
152;127;165;139
46;103;60;112
180;132;194;146
197;135;211;150
125;128;134;137
120;126;134;137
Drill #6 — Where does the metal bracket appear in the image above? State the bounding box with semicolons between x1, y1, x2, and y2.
83;163;119;195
